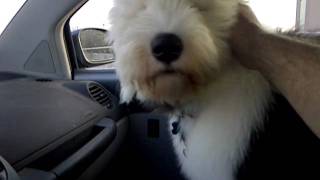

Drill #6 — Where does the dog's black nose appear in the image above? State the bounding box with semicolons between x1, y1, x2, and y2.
151;33;183;64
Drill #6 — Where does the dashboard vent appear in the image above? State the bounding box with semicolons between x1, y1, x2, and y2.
88;83;113;109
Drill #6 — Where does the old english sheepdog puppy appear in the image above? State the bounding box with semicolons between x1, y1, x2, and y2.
109;0;320;180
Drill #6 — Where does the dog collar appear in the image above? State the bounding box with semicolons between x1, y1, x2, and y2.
171;111;184;135
171;112;188;157
171;121;180;135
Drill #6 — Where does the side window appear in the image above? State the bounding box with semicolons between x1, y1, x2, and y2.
248;0;320;32
69;0;114;70
0;0;27;36
248;0;298;31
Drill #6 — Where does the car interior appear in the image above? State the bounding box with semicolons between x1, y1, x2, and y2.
0;0;319;180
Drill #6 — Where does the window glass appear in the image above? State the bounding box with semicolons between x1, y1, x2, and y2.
70;0;113;31
0;0;27;36
70;0;114;69
248;0;298;31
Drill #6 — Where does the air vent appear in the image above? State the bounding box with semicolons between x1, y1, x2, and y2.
88;83;113;109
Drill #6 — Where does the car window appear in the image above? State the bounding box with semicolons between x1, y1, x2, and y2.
70;0;114;70
249;0;298;31
69;0;308;70
70;0;113;31
0;0;27;36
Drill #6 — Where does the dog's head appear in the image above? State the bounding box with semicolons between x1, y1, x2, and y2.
110;0;239;105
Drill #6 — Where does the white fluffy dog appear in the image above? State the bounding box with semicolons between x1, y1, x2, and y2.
110;0;272;180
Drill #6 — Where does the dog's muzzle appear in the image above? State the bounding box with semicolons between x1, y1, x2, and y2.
151;33;183;65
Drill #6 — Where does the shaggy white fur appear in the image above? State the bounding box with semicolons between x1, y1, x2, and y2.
169;65;271;180
110;0;272;180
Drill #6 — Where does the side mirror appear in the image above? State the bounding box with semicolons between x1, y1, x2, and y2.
72;28;115;67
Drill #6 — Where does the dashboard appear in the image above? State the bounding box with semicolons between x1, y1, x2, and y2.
0;72;124;180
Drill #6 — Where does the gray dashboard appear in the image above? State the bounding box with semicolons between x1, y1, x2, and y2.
0;72;121;180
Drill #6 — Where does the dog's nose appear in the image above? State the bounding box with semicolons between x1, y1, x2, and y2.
151;33;183;64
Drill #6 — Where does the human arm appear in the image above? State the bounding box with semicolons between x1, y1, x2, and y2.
230;5;320;138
